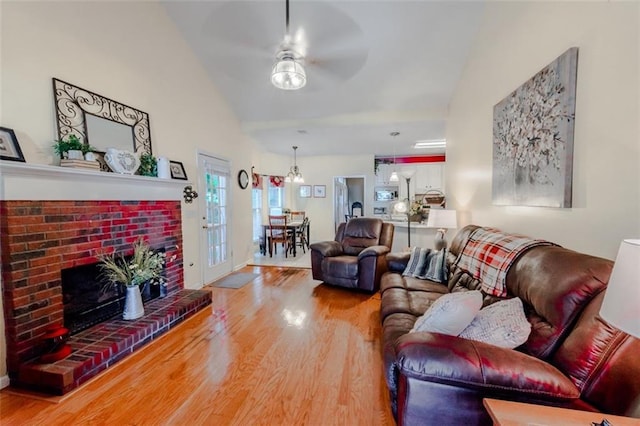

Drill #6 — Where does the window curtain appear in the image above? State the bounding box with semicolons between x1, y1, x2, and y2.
252;172;263;189
269;175;285;188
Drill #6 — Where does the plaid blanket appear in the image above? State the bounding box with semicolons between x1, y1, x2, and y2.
455;227;557;297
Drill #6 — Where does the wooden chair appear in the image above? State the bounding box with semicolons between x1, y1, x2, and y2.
268;215;292;258
290;216;310;255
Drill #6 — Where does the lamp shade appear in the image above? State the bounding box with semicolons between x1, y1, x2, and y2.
600;239;640;338
426;209;457;229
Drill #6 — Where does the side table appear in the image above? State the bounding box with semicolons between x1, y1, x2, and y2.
483;398;640;426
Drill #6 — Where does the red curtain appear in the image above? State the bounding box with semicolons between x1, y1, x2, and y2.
252;173;263;189
269;175;285;187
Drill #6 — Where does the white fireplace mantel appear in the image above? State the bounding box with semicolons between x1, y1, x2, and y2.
0;161;192;201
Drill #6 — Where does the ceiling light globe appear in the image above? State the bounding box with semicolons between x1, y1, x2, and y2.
271;58;307;90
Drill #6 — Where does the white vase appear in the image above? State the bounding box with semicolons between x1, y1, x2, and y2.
122;285;144;320
157;156;171;179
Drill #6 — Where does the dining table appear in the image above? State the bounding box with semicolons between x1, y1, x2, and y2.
261;219;310;257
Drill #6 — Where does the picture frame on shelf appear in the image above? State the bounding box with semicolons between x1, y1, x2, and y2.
170;161;188;180
0;127;25;162
299;185;311;198
313;185;326;198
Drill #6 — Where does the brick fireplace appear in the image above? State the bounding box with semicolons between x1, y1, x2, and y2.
0;163;211;394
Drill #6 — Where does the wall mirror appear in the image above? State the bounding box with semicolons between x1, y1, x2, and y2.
52;78;152;157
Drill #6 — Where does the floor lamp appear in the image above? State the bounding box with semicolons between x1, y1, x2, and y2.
400;170;415;248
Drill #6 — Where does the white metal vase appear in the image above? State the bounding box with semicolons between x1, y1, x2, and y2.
123;285;144;320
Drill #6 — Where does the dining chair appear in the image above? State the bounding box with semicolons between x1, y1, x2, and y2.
268;215;292;258
290;216;310;255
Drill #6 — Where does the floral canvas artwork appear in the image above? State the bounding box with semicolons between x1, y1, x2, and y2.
492;47;578;207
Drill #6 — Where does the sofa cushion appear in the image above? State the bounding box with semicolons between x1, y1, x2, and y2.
402;247;448;282
380;273;448;295
459;297;531;348
380;286;444;322
410;290;483;336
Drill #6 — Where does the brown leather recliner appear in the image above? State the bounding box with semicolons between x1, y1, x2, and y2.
310;218;394;292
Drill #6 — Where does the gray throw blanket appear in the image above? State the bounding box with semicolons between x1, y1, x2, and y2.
402;247;448;283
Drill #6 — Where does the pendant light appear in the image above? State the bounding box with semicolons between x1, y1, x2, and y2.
389;131;400;182
285;146;304;183
271;0;307;90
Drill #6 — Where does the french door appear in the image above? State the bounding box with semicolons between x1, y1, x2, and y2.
198;153;232;284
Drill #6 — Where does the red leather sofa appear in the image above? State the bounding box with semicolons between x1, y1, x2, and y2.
381;225;640;425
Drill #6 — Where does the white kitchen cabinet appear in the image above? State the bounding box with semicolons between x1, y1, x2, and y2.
414;163;444;194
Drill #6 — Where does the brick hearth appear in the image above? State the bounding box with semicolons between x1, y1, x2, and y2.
16;289;211;395
0;199;190;393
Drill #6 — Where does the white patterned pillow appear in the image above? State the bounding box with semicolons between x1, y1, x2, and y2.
459;297;531;348
410;290;483;335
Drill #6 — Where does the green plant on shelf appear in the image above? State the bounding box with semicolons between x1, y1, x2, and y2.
53;134;96;157
138;153;158;177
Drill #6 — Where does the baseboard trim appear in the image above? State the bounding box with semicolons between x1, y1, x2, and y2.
0;375;10;389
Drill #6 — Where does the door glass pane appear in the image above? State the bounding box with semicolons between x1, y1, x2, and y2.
204;162;228;267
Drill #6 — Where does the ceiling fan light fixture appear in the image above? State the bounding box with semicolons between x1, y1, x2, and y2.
272;54;307;90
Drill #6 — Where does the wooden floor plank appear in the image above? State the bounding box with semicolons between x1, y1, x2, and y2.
0;266;394;425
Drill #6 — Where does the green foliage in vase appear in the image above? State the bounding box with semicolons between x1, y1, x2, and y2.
138;153;158;177
99;237;167;288
53;134;96;157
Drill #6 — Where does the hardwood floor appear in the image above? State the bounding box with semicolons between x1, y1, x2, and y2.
0;266;395;425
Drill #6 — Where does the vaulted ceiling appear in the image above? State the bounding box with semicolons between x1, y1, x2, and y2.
163;1;485;157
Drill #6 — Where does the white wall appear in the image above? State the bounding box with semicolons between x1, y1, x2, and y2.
291;154;375;242
447;1;639;260
0;1;257;380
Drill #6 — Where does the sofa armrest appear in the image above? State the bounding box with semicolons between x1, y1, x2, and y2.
309;240;343;257
386;252;410;273
358;245;391;260
393;332;579;401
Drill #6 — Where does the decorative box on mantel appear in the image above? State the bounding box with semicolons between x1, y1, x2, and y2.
0;160;210;395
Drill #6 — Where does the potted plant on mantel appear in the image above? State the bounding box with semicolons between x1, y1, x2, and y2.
53;134;96;160
98;237;169;320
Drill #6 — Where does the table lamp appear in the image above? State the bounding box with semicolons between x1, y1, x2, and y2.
599;239;640;338
426;209;457;251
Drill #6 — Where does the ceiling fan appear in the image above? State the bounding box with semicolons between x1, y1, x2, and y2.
200;1;369;91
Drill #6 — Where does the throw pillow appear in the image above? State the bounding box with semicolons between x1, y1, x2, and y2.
402;247;448;283
410;290;483;335
459;297;531;348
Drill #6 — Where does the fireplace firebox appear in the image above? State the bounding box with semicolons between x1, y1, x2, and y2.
61;251;164;334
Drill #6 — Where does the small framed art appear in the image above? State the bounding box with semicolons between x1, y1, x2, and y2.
0;127;25;162
313;185;326;198
299;185;311;198
170;161;188;180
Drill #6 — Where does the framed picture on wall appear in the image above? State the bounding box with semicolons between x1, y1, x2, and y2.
313;185;326;198
299;185;311;198
0;127;25;162
170;161;188;180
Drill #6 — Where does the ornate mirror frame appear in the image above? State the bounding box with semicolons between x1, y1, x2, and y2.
52;78;152;155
